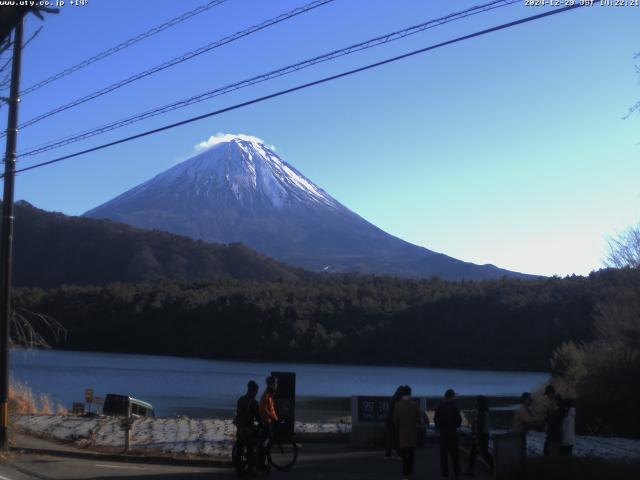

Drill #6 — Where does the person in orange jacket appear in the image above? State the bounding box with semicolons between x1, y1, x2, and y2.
256;375;279;472
260;375;279;426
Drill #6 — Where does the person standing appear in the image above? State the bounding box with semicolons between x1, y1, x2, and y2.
559;398;576;456
257;376;279;472
393;385;427;480
235;380;261;434
384;386;403;459
259;375;279;427
465;395;494;476
546;394;564;457
542;385;557;455
434;389;462;479
233;380;261;475
512;392;538;433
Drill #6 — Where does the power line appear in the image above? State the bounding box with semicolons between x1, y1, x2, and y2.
11;3;585;177
0;27;40;77
12;0;336;136
19;0;230;97
0;27;40;106
18;0;519;157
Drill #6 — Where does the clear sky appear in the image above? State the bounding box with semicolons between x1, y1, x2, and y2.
5;0;639;277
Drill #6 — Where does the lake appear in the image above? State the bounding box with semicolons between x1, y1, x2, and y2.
10;349;548;419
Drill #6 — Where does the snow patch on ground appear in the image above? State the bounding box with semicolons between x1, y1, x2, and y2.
295;421;350;435
524;431;640;460
13;416;640;460
13;416;349;458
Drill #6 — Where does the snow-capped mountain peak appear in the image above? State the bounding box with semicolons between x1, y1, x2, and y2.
85;134;532;280
108;135;338;211
221;137;337;209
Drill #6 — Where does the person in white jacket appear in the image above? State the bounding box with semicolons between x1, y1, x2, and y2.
560;398;576;456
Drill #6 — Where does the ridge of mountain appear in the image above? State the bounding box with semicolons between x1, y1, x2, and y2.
10;200;304;288
85;135;535;280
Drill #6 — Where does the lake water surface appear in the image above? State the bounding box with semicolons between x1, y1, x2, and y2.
11;349;548;418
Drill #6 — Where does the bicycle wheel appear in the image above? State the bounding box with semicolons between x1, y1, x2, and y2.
267;438;298;470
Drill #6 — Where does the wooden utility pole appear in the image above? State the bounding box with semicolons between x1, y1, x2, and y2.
0;15;23;451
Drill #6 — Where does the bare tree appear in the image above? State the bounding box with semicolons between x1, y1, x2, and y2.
605;223;640;268
624;52;640;119
609;54;640;268
11;308;66;349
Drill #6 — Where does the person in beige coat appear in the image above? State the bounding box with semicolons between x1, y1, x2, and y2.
513;392;541;434
393;385;428;480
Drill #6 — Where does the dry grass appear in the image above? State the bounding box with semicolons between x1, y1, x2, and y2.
8;380;65;416
9;380;37;415
39;393;52;415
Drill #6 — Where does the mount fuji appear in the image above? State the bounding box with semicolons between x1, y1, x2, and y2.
84;135;530;280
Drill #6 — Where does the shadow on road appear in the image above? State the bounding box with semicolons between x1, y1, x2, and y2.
5;444;492;480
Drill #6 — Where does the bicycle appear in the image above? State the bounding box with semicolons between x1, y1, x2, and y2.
232;420;298;476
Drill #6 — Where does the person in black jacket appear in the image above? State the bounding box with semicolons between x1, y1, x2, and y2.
233;380;261;474
384;386;403;459
235;380;261;433
542;384;557;455
465;395;494;476
434;389;462;478
546;394;565;456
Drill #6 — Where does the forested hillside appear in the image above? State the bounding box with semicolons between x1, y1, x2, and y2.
15;268;637;371
10;201;303;287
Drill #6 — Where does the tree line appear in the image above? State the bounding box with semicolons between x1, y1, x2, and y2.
13;268;637;372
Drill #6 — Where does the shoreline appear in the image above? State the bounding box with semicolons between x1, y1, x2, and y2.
11;346;551;374
10;348;548;420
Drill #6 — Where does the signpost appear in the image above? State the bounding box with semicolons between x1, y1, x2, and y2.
72;402;85;416
92;396;104;414
120;416;135;453
84;388;94;414
351;395;427;447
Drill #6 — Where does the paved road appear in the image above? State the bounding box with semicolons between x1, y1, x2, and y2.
0;443;492;480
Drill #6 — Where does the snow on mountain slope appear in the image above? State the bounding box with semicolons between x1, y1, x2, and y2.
85;134;532;280
93;136;337;212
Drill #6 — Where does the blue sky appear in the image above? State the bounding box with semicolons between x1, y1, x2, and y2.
5;0;639;277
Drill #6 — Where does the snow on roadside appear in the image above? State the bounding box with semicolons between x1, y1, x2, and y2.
525;431;640;460
294;421;350;435
13;415;349;458
13;416;640;460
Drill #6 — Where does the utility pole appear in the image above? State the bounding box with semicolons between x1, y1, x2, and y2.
0;15;23;451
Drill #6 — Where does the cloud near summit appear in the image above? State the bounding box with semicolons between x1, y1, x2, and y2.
194;133;276;152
